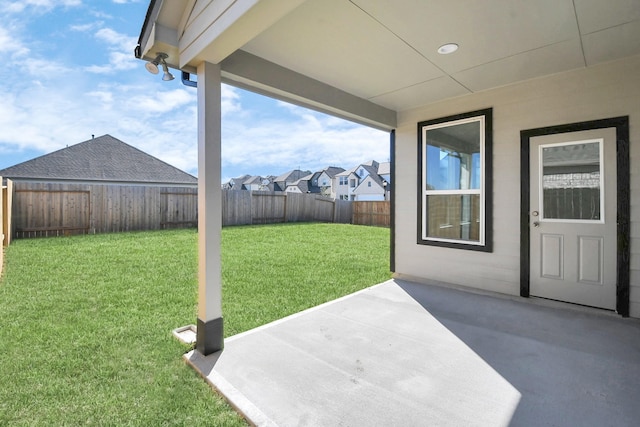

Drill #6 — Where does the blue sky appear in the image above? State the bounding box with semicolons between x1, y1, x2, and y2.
0;0;390;181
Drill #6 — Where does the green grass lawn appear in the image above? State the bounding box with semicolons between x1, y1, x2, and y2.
0;223;390;426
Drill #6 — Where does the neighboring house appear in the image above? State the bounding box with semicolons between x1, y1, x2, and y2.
315;166;345;198
335;160;388;201
0;134;197;186
285;172;323;194
242;175;264;191
284;175;311;194
377;162;390;184
352;173;388;201
137;1;640;358
260;176;276;191
230;167;346;197
223;174;251;190
0;134;198;236
273;169;311;192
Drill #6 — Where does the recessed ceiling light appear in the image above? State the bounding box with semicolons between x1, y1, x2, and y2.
437;43;459;54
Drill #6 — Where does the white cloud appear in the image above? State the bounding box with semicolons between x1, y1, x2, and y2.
129;88;196;114
221;85;242;117
221;101;390;177
0;25;30;57
0;4;388;180
95;27;134;51
84;27;139;74
1;0;81;14
70;22;103;32
24;57;72;77
87;90;114;104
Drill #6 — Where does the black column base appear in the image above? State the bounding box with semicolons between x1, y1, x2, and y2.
196;317;224;356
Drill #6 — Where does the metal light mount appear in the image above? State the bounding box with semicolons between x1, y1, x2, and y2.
145;52;174;81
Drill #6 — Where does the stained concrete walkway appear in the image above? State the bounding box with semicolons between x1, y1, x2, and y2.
186;279;640;426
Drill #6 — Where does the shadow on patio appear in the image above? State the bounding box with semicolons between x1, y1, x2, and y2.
186;279;640;426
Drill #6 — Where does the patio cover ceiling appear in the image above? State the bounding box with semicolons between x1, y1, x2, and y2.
137;0;640;130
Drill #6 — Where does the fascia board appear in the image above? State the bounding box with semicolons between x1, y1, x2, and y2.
221;50;397;131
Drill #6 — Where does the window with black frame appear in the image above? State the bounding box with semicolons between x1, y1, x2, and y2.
418;108;492;251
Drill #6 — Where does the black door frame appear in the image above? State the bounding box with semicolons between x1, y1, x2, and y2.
520;116;630;316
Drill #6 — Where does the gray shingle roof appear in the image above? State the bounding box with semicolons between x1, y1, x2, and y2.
0;134;197;184
243;175;263;185
320;166;345;178
377;162;390;175
273;169;312;183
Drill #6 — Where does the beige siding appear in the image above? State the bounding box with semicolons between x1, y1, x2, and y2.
394;54;640;317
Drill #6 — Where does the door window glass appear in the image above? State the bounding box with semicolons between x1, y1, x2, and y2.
541;140;602;220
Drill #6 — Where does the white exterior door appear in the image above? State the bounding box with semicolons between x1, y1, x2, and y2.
529;128;617;309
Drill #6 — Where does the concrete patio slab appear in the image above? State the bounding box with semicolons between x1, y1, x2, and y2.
185;279;640;426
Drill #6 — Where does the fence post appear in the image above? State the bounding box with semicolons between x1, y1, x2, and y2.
283;192;288;223
332;199;336;223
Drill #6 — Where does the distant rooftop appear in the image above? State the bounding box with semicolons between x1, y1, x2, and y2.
0;134;197;185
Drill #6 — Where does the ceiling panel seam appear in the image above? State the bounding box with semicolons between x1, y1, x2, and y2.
452;39;583;75
347;0;472;94
571;0;588;67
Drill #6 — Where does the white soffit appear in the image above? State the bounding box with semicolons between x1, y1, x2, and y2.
454;38;586;93
242;0;450;100
142;0;640;115
237;0;640;112
351;0;580;74
369;76;469;112
574;0;640;34
582;20;640;65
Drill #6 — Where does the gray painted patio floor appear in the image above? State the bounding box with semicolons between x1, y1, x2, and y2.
185;279;640;426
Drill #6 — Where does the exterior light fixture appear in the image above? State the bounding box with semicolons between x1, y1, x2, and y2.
145;52;174;81
437;43;459;54
161;61;175;81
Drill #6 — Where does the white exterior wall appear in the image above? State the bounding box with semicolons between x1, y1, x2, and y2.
318;172;331;187
354;176;384;201
394;54;640;318
334;176;350;199
318;172;334;197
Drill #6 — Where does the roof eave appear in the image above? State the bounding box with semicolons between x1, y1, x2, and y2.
135;0;159;60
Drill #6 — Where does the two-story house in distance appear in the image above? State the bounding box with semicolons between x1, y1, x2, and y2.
334;160;390;201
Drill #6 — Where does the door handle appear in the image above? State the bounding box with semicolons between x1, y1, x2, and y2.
533;221;540;227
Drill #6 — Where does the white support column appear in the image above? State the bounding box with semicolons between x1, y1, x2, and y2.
196;61;224;355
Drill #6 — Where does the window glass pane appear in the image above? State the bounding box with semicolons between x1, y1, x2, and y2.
426;194;480;242
425;121;481;190
542;141;601;220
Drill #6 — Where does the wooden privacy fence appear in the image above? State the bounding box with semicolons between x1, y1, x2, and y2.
0;181;2;278
1;178;12;277
352;201;391;227
2;179;12;247
8;184;360;239
543;188;600;220
222;191;352;226
11;182;198;238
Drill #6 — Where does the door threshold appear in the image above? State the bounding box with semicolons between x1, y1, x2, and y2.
528;295;619;317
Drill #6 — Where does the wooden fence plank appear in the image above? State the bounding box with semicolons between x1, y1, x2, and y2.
161;187;197;228
10;185;392;239
2;179;13;246
0;179;3;276
352;201;390;227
